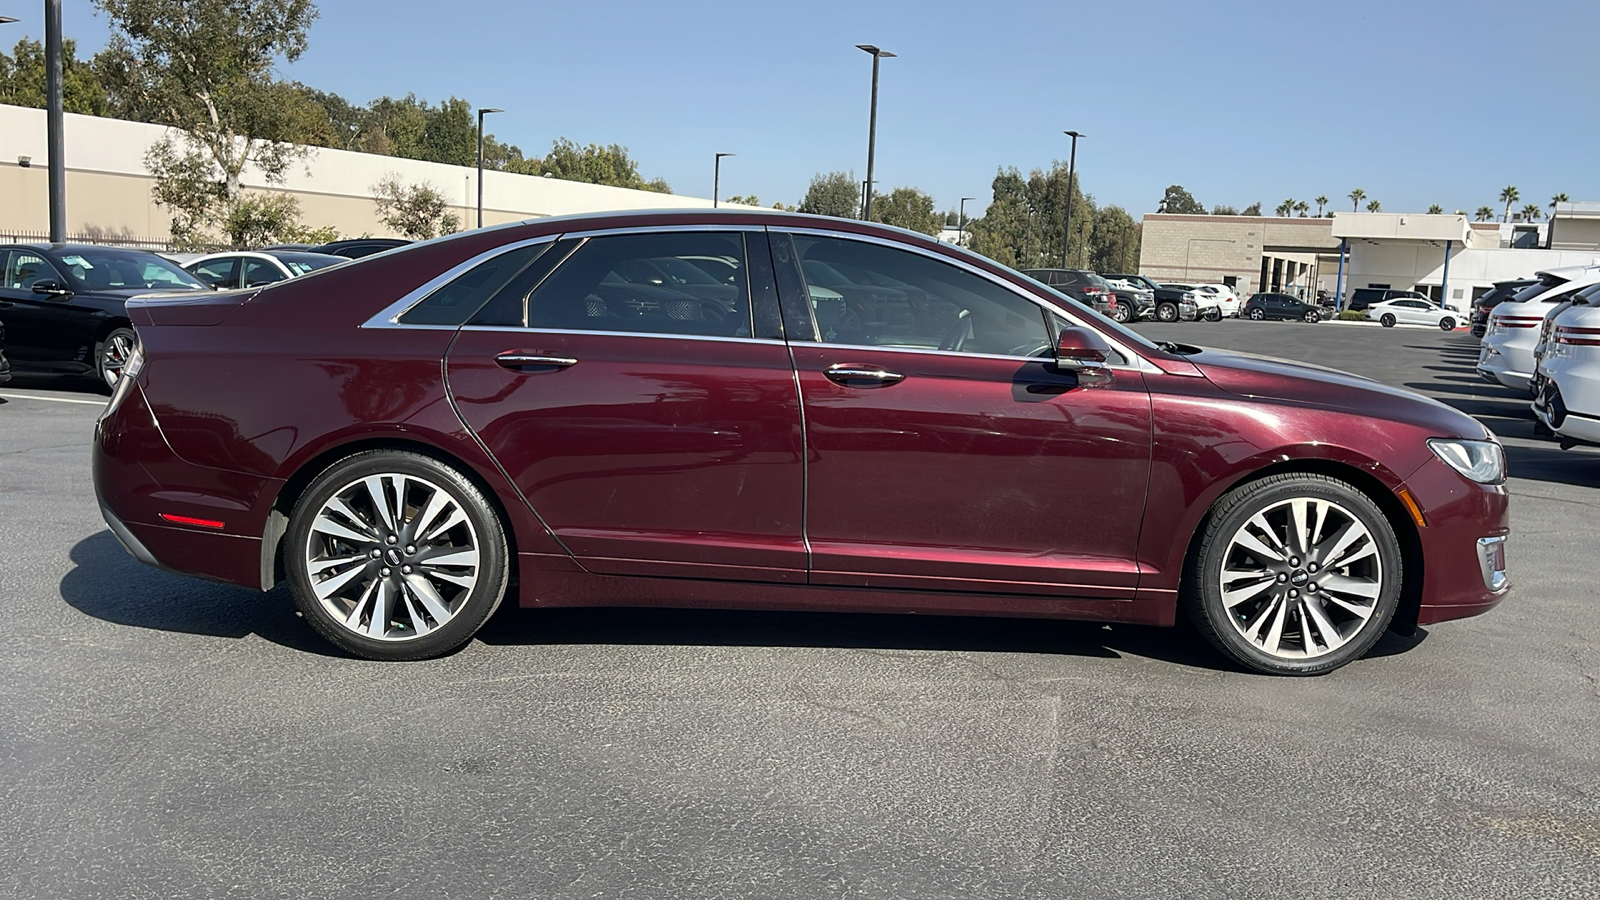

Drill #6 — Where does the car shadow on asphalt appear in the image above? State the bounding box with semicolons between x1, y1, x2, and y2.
59;530;340;656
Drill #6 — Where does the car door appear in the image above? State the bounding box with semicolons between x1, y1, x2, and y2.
189;256;242;289
443;227;807;582
775;230;1153;601
242;257;288;289
0;249;83;365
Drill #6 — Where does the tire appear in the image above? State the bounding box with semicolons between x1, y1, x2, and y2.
1248;308;1265;320
1183;473;1402;675
1439;317;1456;332
96;326;139;393
1303;310;1319;323
285;450;511;660
1379;314;1396;328
1204;308;1222;322
1156;302;1178;322
1111;302;1131;323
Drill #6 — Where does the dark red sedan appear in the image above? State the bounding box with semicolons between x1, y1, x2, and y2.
93;210;1510;674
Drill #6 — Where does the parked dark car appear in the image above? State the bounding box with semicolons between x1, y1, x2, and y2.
317;238;411;259
1347;287;1430;312
1243;293;1322;323
1471;279;1538;338
95;209;1511;676
0;243;210;388
1104;273;1200;322
0;317;11;385
1019;268;1117;317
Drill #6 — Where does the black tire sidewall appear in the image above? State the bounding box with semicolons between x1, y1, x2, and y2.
285;450;510;660
1440;318;1455;331
1380;315;1396;328
1185;474;1403;676
1158;303;1176;322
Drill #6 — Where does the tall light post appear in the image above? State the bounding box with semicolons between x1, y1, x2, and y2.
40;0;65;241
856;44;895;221
713;152;735;208
475;107;502;229
1060;130;1083;267
958;196;975;246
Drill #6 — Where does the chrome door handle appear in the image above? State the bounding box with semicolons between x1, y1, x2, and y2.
824;363;905;386
495;351;577;370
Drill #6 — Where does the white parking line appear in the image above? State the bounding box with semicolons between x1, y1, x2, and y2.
0;392;107;406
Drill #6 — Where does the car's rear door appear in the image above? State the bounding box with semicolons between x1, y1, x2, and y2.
189;256;241;289
0;249;82;365
773;229;1154;601
443;226;807;582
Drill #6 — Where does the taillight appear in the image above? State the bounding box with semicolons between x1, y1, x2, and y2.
1555;326;1600;346
1495;315;1544;329
1083;286;1105;295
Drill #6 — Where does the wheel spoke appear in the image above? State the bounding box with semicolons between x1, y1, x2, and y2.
345;579;379;629
367;580;394;638
404;574;454;624
423;568;477;590
1289;500;1312;556
421;507;468;543
312;560;370;600
309;554;367;575
312;513;375;546
1233;529;1286;564
398;584;436;635
1302;597;1351;651
323;497;378;541
419;547;477;568
1319;573;1380;600
1222;577;1276;610
406;486;453;544
364;476;397;532
1314;520;1365;567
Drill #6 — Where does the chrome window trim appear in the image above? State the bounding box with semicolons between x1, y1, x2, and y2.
778;225;1159;373
556;223;769;240
361;235;562;329
456;325;786;346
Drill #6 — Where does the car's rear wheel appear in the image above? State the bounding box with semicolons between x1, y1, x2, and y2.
1439;317;1456;331
1248;308;1265;320
1204;308;1222;322
1184;473;1402;675
1156;302;1178;322
1303;309;1319;323
96;327;139;392
285;450;510;660
1380;314;1397;328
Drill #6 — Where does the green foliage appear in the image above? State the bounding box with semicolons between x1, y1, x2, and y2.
1520;204;1543;222
1426;204;1444;214
1160;185;1205;214
1211;205;1238;216
798;171;861;219
1275;199;1295;217
1241;202;1263;216
870;186;941;235
0;38;110;115
1314;196;1329;216
966;161;1095;269
1088;206;1139;274
221;192;337;249
1474;206;1495;222
722;194;761;207
371;173;460;240
1366;200;1381;212
1338;310;1365;321
1551;193;1570;210
1348;188;1366;212
523;138;671;192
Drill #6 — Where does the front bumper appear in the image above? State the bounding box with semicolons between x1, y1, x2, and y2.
1404;456;1511;625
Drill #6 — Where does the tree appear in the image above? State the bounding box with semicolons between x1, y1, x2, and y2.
0;37;110;115
221;192;337;249
1366;200;1382;212
1159;185;1204;214
1314;195;1328;217
1475;206;1495;222
1520;204;1542;222
531;138;670;192
1550;192;1570;211
1088;205;1139;274
94;0;325;243
1241;202;1263;216
1427;204;1444;214
1275;199;1295;217
723;194;761;207
798;171;861;219
1210;204;1238;216
1294;200;1310;217
870;186;941;235
371;173;460;240
1498;185;1519;223
1348;188;1366;212
966;161;1094;269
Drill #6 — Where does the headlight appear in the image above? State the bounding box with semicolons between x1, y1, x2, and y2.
1428;438;1505;484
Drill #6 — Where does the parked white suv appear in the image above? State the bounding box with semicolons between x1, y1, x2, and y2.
1161;282;1223;321
1532;284;1600;446
1195;284;1242;317
1479;265;1600;392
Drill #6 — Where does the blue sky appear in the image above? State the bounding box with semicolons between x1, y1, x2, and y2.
13;0;1600;217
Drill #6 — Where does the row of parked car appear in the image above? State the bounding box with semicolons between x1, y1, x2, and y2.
1474;265;1600;449
1020;268;1331;326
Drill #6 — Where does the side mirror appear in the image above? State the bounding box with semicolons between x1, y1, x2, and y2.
32;280;70;296
1053;326;1115;386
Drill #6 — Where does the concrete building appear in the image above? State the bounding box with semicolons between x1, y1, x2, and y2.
1136;213;1341;297
0;104;725;247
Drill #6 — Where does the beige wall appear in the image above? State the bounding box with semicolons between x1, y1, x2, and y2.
1137;214;1339;294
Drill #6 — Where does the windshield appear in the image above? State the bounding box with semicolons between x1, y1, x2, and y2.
270;252;345;276
55;247;208;291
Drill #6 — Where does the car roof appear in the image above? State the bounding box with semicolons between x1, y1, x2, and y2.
1;242;165;256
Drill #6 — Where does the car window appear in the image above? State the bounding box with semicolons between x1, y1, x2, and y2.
53;248;207;290
4;251;64;289
402;242;553;327
791;234;1052;357
524;232;753;338
190;257;239;288
242;259;286;288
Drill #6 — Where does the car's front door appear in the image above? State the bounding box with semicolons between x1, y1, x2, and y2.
444;228;807;582
0;249;83;366
190;256;242;289
775;231;1154;601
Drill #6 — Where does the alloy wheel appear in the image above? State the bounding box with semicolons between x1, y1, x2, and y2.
1216;497;1383;661
100;328;138;388
1249;308;1264;320
1157;304;1177;322
303;473;482;641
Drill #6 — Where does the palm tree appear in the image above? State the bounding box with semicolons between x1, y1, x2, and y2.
1294;200;1310;217
1275;198;1295;217
1314;195;1328;217
1521;204;1543;222
1427;204;1443;214
1366;200;1382;213
1499;185;1519;222
1349;188;1366;212
1550;192;1570;211
1474;206;1495;222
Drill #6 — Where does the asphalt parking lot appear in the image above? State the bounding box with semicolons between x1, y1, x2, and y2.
2;321;1598;899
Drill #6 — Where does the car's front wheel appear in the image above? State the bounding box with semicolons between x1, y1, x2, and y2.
1204;308;1223;322
1439;317;1456;331
97;327;139;391
1303;309;1320;323
1380;314;1397;328
1156;302;1178;322
1184;473;1402;675
1248;308;1265;320
285;450;511;660
1110;302;1131;323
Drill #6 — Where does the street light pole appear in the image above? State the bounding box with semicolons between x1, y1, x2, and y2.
1061;130;1083;267
45;0;66;241
958;197;975;246
856;44;895;221
713;152;734;208
476;107;503;229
